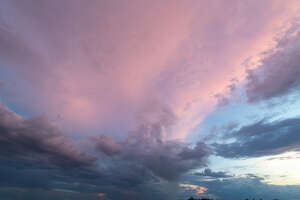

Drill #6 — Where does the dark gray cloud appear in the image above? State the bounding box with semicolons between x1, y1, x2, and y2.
93;109;209;181
6;99;300;199
0;103;96;168
0;103;209;200
0;106;143;199
0;187;95;200
92;134;121;156
194;168;232;179
214;117;300;158
0;103;112;197
0;104;130;199
182;173;300;200
245;22;300;102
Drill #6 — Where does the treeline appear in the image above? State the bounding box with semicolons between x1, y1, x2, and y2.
187;198;279;200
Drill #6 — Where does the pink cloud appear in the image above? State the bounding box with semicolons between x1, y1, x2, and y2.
180;183;208;195
0;0;299;140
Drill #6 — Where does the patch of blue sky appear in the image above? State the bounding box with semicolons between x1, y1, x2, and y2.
187;101;265;143
206;151;300;186
0;62;33;118
188;88;300;143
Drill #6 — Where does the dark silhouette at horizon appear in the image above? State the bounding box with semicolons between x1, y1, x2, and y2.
186;197;279;200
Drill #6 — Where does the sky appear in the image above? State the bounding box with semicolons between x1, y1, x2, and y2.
0;0;300;200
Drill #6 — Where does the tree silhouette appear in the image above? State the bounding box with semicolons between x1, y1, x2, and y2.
188;197;196;200
186;197;213;200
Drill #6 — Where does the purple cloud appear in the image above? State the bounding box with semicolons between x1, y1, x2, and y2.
214;117;300;158
93;108;209;181
194;168;232;179
0;103;96;168
246;22;300;102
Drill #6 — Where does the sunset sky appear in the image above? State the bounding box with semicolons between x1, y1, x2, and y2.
1;1;300;200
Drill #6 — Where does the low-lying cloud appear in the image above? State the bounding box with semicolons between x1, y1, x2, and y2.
92;108;209;181
214;117;300;158
0;103;210;199
0;103;96;169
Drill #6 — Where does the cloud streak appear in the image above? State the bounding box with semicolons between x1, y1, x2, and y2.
194;168;233;179
214;117;300;158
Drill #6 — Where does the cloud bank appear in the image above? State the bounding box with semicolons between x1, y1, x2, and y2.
214;117;300;158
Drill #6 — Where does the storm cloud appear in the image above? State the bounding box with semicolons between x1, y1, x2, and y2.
93;108;209;181
0;103;96;168
214;117;300;158
0;103;209;199
181;173;300;200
